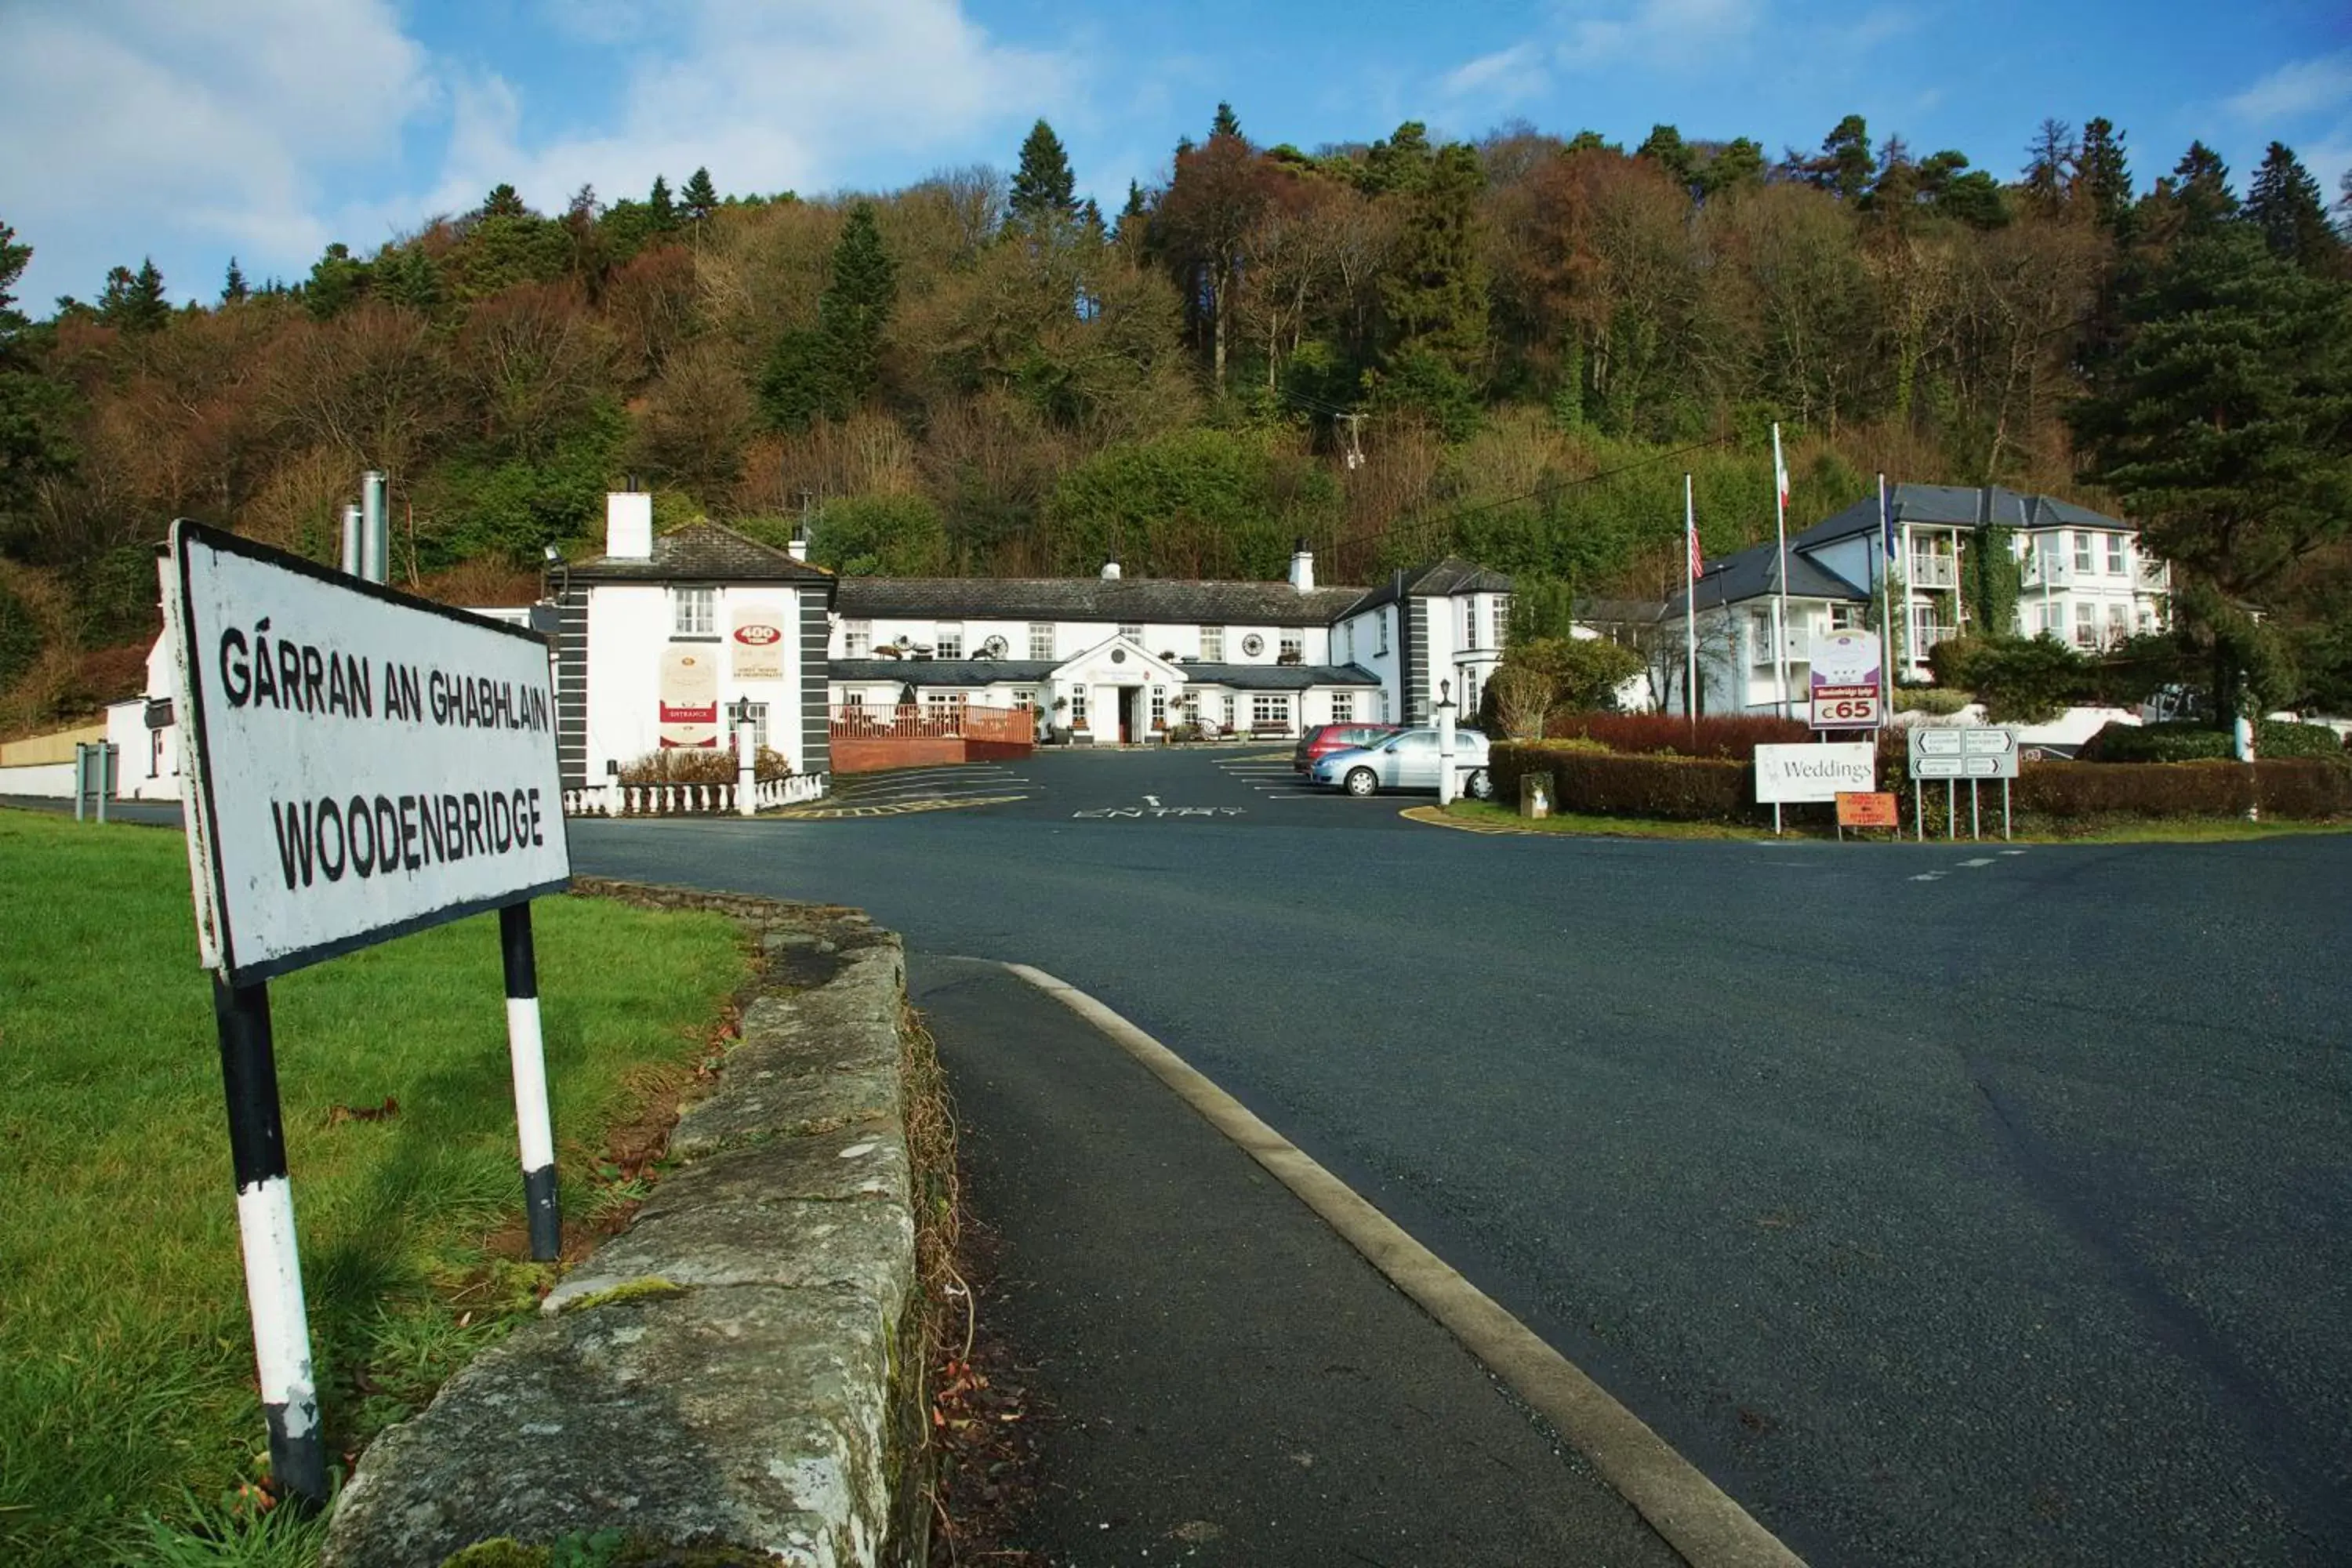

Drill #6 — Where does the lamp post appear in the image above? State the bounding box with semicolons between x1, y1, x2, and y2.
1436;678;1458;808
728;697;757;817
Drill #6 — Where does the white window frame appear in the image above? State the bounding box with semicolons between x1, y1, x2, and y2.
2107;533;2126;575
1221;694;1237;728
844;619;871;657
1117;622;1143;644
673;586;716;637
1377;612;1390;656
2074;602;2097;648
1149;686;1167;728
1200;625;1224;661
1250;694;1290;730
1069;688;1088;726
935;622;964;659
1331;691;1355;723
1461;597;1479;649
1028;622;1054;660
1279;630;1303;661
2073;532;2093;572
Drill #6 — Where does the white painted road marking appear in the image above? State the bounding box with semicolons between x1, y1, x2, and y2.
1003;963;1808;1568
1910;873;1945;882
1960;858;1995;867
1143;794;1161;808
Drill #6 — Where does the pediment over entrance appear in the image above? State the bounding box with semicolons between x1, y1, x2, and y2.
1051;636;1189;688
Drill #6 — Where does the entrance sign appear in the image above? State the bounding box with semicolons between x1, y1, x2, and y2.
1808;630;1882;728
167;518;572;1512
170;522;571;987
659;644;720;747
1909;725;2019;779
1755;742;1875;803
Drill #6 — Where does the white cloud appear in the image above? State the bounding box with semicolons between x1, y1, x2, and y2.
0;0;1081;308
1443;43;1550;107
0;0;430;301
1433;0;1768;114
410;0;1079;220
2225;50;2352;125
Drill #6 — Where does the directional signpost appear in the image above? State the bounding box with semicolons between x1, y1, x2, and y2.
167;520;570;1506
1907;726;2017;841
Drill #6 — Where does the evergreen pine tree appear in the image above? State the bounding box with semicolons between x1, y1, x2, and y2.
482;183;528;220
2074;118;2133;236
0;219;75;517
1635;125;1694;191
682;166;719;223
649;173;676;229
2022;118;2076;209
1809;114;1874;201
764;202;897;427
2169;142;2238;234
1008;119;1078;228
100;258;169;333
1380;141;1489;434
222;256;249;303
1210;101;1242;140
2245;142;2340;272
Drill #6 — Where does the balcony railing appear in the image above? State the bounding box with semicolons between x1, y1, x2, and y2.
1908;554;1957;589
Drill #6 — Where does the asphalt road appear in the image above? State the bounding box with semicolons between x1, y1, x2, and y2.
571;747;2352;1567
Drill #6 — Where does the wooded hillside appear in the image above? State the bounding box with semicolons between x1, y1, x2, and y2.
2;106;2348;733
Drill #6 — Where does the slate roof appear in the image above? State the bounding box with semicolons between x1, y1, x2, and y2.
1336;557;1515;619
1574;597;1665;626
833;575;1366;625
829;659;1384;691
1666;539;1868;617
1792;485;2132;552
568;522;835;585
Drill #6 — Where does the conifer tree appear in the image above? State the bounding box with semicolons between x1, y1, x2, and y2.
100;258;169;333
222;256;248;303
1635;124;1694;191
2245;142;2339;272
2074;118;2133;236
482;182;528;219
761;202;897;428
1381;141;1489;434
1009;119;1077;228
0;219;74;517
1211;101;1242;140
649;173;676;230
2169;142;2238;234
682;166;719;223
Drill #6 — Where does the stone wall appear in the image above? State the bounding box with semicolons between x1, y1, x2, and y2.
322;884;932;1568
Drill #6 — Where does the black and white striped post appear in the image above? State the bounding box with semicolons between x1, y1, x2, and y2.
212;976;328;1507
500;902;561;1261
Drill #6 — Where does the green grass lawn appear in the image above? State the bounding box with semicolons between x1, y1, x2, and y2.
0;810;748;1566
1431;800;2351;844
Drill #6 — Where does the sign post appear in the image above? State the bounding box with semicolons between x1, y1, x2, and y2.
1755;742;1875;836
1807;630;1882;731
1436;680;1458;808
1907;727;2018;843
168;520;570;1506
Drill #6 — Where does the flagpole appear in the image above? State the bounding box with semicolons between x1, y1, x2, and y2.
1772;423;1791;720
1685;473;1698;731
1878;474;1896;701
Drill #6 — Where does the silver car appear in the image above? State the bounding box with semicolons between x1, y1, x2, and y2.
1312;727;1495;799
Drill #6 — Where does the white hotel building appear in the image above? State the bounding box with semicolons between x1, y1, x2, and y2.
1667;484;2172;716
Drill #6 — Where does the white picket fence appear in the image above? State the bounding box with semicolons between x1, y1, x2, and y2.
564;772;828;817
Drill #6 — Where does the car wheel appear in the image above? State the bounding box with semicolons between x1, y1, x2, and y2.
1345;767;1378;798
1465;768;1494;801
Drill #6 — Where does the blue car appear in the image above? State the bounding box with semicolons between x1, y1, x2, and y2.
1311;727;1494;799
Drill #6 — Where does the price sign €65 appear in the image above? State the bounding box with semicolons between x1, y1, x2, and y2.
1808;630;1882;729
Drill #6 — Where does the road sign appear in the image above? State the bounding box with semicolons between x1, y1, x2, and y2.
1755;742;1875;803
1836;791;1899;827
1809;630;1882;729
1908;726;2018;779
170;520;571;987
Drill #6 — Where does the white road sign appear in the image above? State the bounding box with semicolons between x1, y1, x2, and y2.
1908;726;2019;779
170;521;571;985
1755;742;1877;803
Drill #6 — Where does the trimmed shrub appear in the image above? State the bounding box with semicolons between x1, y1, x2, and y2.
2078;720;2348;764
1893;685;1971;715
1544;711;1808;760
619;746;795;784
1494;741;1759;822
2013;760;2352;819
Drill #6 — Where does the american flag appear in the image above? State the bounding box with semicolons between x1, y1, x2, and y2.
1688;516;1704;580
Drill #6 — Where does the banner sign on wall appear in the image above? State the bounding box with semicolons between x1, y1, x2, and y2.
658;644;720;748
1808;630;1882;728
1755;742;1876;803
168;521;570;986
731;604;787;681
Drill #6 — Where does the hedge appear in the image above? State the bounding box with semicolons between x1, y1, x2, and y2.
1542;712;1809;761
2004;760;2350;819
1494;741;1760;822
2078;719;2348;764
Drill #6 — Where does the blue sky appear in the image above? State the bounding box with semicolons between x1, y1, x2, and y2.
2;0;2346;312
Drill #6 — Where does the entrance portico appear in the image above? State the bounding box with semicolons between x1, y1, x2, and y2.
1047;636;1189;745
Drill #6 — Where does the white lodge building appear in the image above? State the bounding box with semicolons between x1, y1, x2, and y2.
1668;484;2172;716
557;493;835;789
827;552;1513;743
